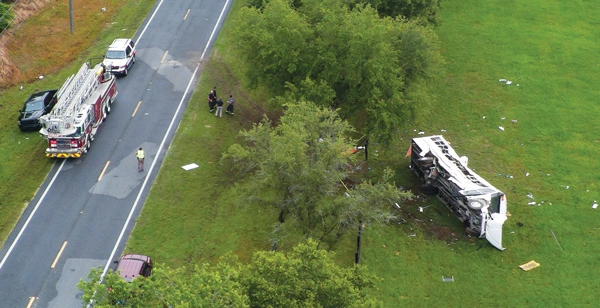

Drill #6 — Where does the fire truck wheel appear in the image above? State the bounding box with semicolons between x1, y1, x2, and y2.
84;136;91;153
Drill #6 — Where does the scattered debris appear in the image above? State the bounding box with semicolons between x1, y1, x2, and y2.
418;205;433;212
442;276;454;282
38;75;44;79
519;260;540;271
525;172;529;177
440;129;446;132
517;222;523;227
499;126;505;131
528;202;536;206
593;201;598;209
181;163;199;171
418;131;425;135
527;192;534;199
482;116;486;119
501;117;505;120
512;120;518;124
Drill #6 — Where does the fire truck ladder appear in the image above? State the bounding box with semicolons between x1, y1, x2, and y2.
50;62;100;120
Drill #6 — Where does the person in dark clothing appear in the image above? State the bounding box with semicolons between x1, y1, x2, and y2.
208;90;216;112
226;95;235;115
215;97;224;117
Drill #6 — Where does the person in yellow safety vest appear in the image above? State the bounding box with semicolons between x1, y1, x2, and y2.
136;147;145;172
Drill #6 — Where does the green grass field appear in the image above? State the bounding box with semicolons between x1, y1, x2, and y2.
2;0;600;306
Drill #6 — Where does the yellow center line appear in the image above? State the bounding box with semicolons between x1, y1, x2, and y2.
160;50;169;64
132;101;142;117
51;241;68;269
183;9;191;20
26;297;36;308
98;161;110;182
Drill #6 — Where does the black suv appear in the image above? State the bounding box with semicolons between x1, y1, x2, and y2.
18;89;58;131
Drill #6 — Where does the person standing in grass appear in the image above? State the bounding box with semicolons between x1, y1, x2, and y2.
215;97;224;117
208;89;216;112
226;94;235;115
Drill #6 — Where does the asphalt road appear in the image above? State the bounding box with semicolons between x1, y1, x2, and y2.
0;1;232;307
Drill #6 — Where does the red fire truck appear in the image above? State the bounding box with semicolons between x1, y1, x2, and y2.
39;62;117;158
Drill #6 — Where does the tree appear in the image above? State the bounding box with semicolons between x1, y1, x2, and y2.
243;239;378;308
343;0;441;25
78;259;249;308
231;0;442;144
79;241;378;307
222;101;412;243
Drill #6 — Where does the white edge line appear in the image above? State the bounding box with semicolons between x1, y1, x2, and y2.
135;0;164;43
0;160;67;270
200;0;232;60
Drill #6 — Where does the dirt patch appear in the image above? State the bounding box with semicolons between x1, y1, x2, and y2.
210;51;283;129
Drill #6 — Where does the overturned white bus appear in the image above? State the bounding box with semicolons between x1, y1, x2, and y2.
409;135;507;250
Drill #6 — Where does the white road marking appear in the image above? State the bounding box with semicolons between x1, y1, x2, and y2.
0;160;67;270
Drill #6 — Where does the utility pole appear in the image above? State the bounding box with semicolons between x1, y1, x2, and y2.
69;0;74;33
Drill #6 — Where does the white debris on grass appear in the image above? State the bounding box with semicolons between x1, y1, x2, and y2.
593;201;598;209
527;192;534;199
182;163;199;171
499;126;505;131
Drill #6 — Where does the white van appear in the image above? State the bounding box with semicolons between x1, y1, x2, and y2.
409;135;508;250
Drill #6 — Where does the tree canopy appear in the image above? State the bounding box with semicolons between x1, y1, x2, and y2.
231;0;442;144
79;240;377;307
222;101;412;244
